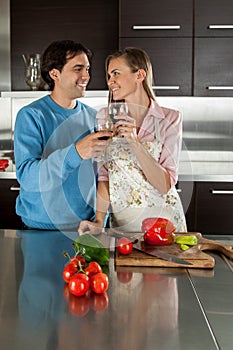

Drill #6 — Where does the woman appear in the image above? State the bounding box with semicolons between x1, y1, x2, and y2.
79;47;187;233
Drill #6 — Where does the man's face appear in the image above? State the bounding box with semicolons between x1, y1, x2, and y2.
53;52;90;99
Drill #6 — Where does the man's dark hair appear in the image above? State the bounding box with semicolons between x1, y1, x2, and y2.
41;40;92;90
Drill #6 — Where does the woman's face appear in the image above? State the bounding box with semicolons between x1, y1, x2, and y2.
107;57;138;101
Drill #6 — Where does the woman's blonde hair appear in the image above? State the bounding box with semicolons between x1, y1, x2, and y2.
105;47;156;102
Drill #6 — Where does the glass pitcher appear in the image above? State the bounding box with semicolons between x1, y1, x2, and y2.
22;53;41;90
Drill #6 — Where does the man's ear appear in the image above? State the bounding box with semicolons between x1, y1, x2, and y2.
49;69;59;80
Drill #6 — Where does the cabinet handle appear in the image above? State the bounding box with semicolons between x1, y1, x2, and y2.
153;85;180;90
132;25;181;30
10;186;20;191
211;190;233;195
208;25;233;29
207;86;233;90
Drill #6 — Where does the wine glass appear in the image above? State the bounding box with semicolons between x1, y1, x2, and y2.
108;101;128;124
94;118;113;161
94;118;113;140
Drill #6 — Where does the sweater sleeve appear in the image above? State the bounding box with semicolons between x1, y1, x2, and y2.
14;107;83;193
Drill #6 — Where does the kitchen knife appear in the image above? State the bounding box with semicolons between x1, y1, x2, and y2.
103;228;142;242
133;240;193;266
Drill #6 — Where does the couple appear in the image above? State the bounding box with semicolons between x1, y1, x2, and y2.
14;40;186;233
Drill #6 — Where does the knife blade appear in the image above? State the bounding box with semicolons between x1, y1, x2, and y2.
133;241;193;266
103;228;142;242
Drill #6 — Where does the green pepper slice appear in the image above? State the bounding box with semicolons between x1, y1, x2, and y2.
175;235;199;246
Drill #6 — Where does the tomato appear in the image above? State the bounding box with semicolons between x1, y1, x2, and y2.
69;273;90;297
84;261;102;277
142;217;176;246
70;255;86;269
92;292;109;312
62;262;78;283
117;237;133;255
69;294;90;317
90;273;109;294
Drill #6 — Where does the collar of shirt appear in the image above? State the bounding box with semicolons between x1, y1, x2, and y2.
138;99;165;141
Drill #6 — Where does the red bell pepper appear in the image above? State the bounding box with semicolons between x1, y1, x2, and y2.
0;159;9;171
141;217;176;246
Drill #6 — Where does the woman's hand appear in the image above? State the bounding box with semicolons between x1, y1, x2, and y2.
114;115;138;143
77;220;103;235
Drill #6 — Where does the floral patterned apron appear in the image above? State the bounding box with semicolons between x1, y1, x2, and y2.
105;119;187;232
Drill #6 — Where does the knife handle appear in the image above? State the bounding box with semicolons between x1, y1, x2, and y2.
198;237;233;259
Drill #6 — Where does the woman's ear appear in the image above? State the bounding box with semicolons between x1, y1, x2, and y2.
136;69;146;82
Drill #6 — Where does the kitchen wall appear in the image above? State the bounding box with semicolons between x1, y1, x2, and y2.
1;92;233;179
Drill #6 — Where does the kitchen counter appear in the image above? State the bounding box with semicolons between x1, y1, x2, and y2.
0;229;232;350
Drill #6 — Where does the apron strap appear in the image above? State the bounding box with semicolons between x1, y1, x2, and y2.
154;118;161;142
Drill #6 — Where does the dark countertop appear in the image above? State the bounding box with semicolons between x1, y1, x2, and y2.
0;229;232;350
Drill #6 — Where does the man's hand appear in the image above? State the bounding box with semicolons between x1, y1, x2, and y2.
75;131;112;159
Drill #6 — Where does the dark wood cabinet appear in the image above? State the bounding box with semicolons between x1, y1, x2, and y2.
10;0;118;91
119;0;193;96
0;179;22;229
120;0;193;37
194;0;233;96
194;38;233;96
176;181;233;235
120;37;192;96
119;0;233;97
195;0;233;37
195;182;233;235
9;1;233;95
176;181;196;232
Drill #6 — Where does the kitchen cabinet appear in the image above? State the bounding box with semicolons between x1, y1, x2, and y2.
9;0;233;96
120;0;193;37
176;181;196;231
195;182;233;235
176;180;233;235
10;0;118;91
195;0;233;37
0;179;22;229
119;0;233;97
119;0;193;96
194;0;233;96
194;38;233;96
120;37;192;96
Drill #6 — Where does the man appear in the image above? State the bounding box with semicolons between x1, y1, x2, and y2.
14;40;111;230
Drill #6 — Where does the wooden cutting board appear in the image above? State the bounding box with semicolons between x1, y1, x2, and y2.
115;232;233;269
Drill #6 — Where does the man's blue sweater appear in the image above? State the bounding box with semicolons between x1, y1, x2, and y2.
14;95;97;230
